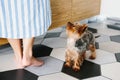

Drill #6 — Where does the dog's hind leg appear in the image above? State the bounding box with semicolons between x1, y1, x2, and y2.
80;51;86;65
89;44;96;59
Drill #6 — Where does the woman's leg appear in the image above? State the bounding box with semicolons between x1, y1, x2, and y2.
22;37;44;67
7;39;23;68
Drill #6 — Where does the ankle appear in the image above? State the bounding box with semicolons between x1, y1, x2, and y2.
23;50;32;57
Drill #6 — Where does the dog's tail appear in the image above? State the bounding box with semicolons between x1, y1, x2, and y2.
95;35;100;38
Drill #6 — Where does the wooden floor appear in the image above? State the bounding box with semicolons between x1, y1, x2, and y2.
0;38;8;46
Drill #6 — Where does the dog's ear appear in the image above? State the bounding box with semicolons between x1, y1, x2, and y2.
67;22;74;27
78;24;87;33
82;24;88;32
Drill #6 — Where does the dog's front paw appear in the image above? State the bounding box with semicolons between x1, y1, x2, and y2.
73;66;80;71
65;62;71;68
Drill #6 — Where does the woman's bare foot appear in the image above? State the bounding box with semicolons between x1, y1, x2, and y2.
14;56;25;69
22;38;44;67
31;57;44;66
17;63;25;69
22;56;44;67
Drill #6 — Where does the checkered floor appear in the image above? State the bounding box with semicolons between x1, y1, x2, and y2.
1;21;120;80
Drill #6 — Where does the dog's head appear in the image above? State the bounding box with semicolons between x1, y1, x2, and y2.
66;22;88;39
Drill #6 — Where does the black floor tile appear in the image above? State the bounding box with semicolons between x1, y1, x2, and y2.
110;35;120;43
62;60;101;79
0;69;38;80
33;44;53;57
95;42;99;49
0;43;10;49
44;32;61;38
115;53;120;62
88;27;97;33
107;24;120;30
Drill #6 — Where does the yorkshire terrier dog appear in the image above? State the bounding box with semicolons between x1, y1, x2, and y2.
65;22;96;71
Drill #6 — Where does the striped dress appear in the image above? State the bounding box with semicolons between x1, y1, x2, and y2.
0;0;51;39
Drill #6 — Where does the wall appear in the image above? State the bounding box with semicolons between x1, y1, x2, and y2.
100;0;120;18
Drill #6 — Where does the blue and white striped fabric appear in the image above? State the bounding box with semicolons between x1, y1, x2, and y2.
0;0;51;39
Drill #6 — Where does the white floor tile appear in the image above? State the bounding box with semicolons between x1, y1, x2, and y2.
60;31;67;38
25;56;64;76
38;72;78;80
88;23;106;29
99;41;120;53
86;49;116;65
98;28;120;36
88;23;120;36
34;38;44;45
0;53;18;72
80;19;88;24
101;62;120;80
95;34;110;43
50;48;66;61
41;38;66;48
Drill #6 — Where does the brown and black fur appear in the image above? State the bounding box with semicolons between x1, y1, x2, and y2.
65;22;96;71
